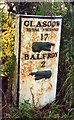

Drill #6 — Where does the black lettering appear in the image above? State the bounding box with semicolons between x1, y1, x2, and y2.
54;52;58;57
24;21;29;27
24;54;29;60
36;21;42;27
57;21;60;26
47;53;58;58
47;53;51;59
43;54;47;59
43;21;47;27
48;21;51;27
30;21;35;27
37;54;42;59
41;61;45;67
52;21;56;27
30;54;36;60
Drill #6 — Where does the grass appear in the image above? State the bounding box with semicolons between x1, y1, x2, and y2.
2;100;74;120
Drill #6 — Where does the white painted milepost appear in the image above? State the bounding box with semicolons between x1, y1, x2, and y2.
14;15;62;108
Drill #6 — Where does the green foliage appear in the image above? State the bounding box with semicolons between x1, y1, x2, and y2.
52;2;67;16
4;101;74;119
35;2;74;108
2;55;16;78
1;2;74;119
2;13;15;59
36;3;52;15
1;12;15;83
35;2;67;16
59;4;74;107
6;101;42;119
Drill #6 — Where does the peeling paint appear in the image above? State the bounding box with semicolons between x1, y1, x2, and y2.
30;87;35;106
15;15;62;108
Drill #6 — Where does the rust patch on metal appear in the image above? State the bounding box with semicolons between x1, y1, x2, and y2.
22;80;24;83
37;93;43;100
18;16;62;107
30;87;35;106
46;83;52;91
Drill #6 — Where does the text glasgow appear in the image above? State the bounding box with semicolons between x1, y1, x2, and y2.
24;20;60;27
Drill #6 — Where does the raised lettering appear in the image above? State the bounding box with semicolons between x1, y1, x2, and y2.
24;54;29;60
24;21;29;27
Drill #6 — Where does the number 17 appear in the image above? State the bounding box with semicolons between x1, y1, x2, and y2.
41;34;48;41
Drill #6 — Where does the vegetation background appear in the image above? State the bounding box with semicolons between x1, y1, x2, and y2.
0;1;74;119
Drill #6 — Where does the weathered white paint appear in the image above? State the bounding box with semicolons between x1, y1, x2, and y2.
15;15;62;108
